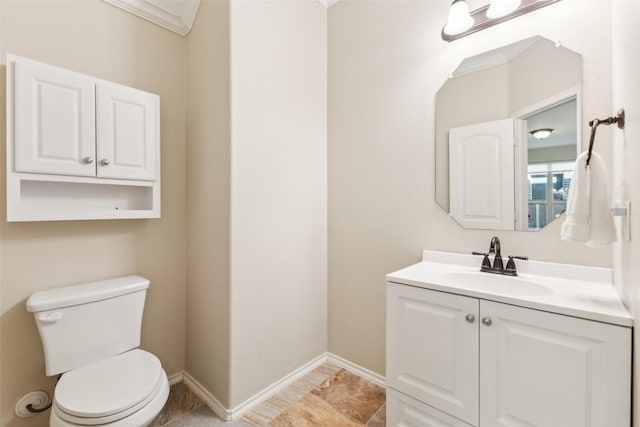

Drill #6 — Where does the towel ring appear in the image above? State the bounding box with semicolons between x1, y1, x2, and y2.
586;109;625;167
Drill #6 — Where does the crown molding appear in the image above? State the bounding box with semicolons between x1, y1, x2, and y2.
101;0;201;36
317;0;341;8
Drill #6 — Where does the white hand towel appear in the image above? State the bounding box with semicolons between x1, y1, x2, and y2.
560;151;616;246
560;152;590;243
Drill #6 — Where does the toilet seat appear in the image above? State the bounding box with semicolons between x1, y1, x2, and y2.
53;349;164;425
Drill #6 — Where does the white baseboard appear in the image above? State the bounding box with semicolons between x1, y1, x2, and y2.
167;371;184;386
327;353;386;388
182;371;232;421
175;352;386;421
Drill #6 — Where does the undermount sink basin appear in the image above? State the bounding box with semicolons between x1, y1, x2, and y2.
441;271;553;295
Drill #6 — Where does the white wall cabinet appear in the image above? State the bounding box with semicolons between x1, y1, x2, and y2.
7;54;161;221
387;282;631;427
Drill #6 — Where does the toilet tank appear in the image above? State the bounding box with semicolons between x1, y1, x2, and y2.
26;276;150;376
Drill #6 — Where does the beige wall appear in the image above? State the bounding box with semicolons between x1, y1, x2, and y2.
229;0;327;407
612;2;640;426
508;38;581;113
185;0;232;407
0;1;187;425
328;0;614;376
528;145;576;164
184;0;328;409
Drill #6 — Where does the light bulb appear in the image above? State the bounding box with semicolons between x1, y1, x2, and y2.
486;0;521;19
444;0;474;36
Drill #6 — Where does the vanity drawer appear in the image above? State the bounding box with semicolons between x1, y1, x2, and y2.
387;388;474;427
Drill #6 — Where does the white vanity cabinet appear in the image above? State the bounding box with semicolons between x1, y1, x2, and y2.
387;282;631;427
7;54;160;221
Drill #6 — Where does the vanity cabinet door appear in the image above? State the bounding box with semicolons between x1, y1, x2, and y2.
479;300;631;427
387;283;479;426
96;82;159;181
12;58;96;177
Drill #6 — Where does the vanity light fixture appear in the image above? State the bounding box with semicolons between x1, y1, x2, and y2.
443;0;474;36
442;0;561;42
530;128;554;140
486;0;521;18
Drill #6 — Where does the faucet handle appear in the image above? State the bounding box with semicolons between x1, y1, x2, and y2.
505;255;528;274
472;252;492;269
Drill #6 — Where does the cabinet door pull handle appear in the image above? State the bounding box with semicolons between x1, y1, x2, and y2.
465;314;475;323
100;159;110;166
83;157;94;164
481;316;492;326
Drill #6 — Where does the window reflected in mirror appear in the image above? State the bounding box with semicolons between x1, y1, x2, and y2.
527;162;573;231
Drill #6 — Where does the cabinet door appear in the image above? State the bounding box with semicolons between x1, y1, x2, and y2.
387;283;479;426
479;300;631;427
96;82;159;181
387;388;474;427
12;58;96;176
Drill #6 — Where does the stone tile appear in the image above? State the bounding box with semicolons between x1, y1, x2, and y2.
183;384;206;410
164;405;250;427
239;415;265;427
151;383;204;427
152;382;205;426
314;362;342;378
365;403;386;427
241;394;293;426
284;377;319;399
311;369;385;424
241;362;349;426
268;395;362;427
304;364;342;387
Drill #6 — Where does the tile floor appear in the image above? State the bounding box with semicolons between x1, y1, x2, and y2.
153;362;386;426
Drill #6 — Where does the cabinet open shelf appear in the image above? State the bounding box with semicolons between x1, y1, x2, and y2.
9;176;160;222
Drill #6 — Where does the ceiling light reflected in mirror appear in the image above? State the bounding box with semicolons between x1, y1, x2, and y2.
530;128;554;140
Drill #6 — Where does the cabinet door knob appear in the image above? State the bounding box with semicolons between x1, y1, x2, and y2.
465;314;475;323
100;159;110;166
481;316;492;326
83;157;94;164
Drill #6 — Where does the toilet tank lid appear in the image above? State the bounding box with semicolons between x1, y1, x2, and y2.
26;276;150;312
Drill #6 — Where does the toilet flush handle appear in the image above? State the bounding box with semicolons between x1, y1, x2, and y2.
37;312;63;323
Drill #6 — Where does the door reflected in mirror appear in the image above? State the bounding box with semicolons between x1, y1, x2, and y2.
435;36;581;231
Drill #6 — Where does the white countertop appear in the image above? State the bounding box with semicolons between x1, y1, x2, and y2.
386;250;633;327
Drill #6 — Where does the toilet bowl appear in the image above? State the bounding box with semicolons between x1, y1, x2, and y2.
26;276;169;426
50;350;169;427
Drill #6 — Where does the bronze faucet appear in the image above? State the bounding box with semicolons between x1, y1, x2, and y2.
473;237;528;276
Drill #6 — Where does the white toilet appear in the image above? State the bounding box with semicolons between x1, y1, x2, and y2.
27;276;170;426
